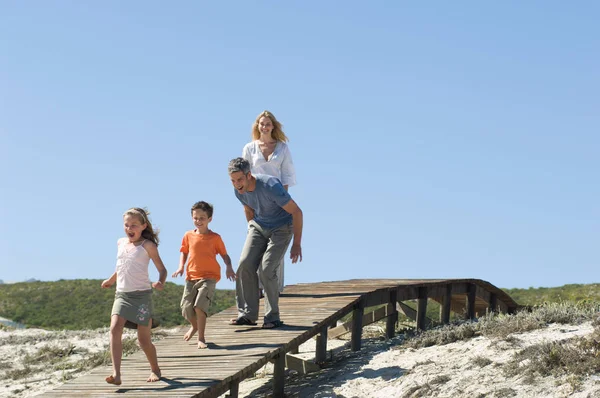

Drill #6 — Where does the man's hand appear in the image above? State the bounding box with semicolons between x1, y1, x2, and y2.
290;244;302;263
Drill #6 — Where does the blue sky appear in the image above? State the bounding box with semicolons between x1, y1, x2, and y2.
1;1;598;290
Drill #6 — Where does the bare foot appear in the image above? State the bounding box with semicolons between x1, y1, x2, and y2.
147;370;161;382
183;326;197;341
105;375;122;386
197;340;208;349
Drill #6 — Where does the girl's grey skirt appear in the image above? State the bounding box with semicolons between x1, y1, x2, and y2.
111;289;155;329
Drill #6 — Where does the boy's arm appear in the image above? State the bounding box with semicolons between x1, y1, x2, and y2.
145;242;168;290
220;253;236;281
101;272;117;288
281;199;303;263
172;252;188;278
243;205;254;222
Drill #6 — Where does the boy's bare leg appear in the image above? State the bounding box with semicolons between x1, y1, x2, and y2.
137;320;161;382
195;307;208;349
183;321;197;341
182;300;197;341
107;315;126;385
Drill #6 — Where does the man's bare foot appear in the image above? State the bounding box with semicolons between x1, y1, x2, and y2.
105;375;122;386
147;370;161;382
197;340;208;349
183;326;197;341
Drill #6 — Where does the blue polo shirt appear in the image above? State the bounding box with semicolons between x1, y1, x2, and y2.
234;174;293;229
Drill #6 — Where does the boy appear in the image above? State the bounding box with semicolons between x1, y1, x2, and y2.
172;201;236;348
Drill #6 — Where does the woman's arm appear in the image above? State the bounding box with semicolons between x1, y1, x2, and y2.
280;145;297;188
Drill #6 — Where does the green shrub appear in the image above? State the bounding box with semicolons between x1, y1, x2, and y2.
0;279;235;330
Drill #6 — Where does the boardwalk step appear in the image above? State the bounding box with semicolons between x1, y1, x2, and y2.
284;353;321;374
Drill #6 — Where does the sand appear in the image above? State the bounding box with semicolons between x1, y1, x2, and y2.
1;323;599;398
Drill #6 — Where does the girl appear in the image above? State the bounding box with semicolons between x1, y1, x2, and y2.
101;207;168;385
242;110;297;294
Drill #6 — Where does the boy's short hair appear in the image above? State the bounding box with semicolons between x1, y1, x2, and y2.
191;201;214;218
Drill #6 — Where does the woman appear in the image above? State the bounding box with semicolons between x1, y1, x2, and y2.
242;110;297;293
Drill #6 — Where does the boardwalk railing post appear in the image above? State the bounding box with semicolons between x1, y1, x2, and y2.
351;297;366;351
489;293;497;314
440;284;452;324
315;325;328;363
386;289;398;339
227;380;239;398
272;352;286;398
466;283;476;320
416;287;428;331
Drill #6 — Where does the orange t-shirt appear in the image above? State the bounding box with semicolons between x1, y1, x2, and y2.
180;230;227;282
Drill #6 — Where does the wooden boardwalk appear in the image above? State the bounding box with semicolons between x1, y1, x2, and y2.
43;279;519;398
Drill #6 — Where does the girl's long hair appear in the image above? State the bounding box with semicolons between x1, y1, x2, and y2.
251;110;289;142
123;207;160;245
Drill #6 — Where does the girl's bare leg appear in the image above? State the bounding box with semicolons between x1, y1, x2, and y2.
137;320;161;382
195;308;208;349
107;315;126;385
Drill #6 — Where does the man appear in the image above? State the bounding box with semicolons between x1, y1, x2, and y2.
228;157;303;329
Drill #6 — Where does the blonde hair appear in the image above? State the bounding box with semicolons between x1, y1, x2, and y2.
251;110;289;142
123;207;160;246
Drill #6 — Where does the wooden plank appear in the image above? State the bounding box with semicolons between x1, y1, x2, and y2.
489;293;497;313
227;380;239;398
328;302;395;339
466;283;476;320
416;287;428;331
315;325;328;363
272;353;285;398
386;289;398;339
440;284;452;324
41;278;519;398
365;289;391;307
475;284;491;302
396;301;433;329
451;282;469;294
351;297;365;352
285;353;321;374
397;286;418;301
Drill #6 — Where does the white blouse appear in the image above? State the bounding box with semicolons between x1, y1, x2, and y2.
242;141;297;187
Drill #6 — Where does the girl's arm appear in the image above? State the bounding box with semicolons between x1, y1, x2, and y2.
145;242;168;290
172;252;188;278
220;253;236;281
101;272;117;288
280;145;297;188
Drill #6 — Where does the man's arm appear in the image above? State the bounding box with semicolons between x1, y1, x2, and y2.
281;199;303;263
243;204;255;222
